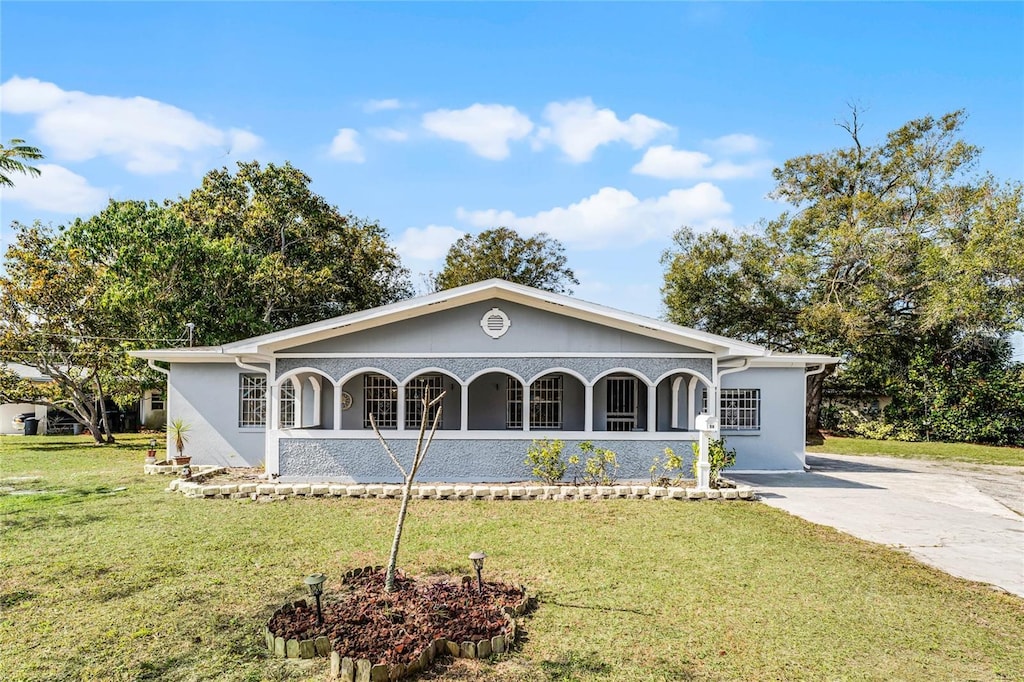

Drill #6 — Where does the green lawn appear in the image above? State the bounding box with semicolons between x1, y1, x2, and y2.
807;434;1024;467
2;435;1022;681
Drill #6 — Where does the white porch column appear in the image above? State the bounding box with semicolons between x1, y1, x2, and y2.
396;384;406;431
460;383;469;431
687;377;698;429
584;383;593;432
333;382;343;430
523;383;531;432
670;376;683;429
646;383;657;432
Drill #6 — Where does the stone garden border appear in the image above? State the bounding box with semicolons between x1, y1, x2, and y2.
263;565;530;681
145;463;224;479
167;479;757;502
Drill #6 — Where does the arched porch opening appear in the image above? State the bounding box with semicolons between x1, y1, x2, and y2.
275;369;335;429
467;370;523;430
403;370;462;431
527;371;585;431
592;370;649;432
339;370;398;430
654;371;712;432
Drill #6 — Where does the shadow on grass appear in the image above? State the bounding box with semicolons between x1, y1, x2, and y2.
537;594;652;617
11;439;142;452
0;589;36;609
539;651;613;680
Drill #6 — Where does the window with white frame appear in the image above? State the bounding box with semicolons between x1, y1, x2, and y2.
405;374;444;429
279;380;296;428
529;375;563;429
150;392;165;411
363;374;397;429
506;377;523;429
238;373;267;428
720;388;760;430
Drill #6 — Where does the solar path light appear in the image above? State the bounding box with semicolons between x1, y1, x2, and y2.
304;573;326;625
469;551;486;594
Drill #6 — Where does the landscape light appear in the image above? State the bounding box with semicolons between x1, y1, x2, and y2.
149;438;157;450
469;551;486;594
304;573;327;625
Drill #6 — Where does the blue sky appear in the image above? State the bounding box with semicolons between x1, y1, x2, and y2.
1;2;1022;351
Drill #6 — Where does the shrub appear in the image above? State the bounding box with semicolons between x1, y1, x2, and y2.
650;447;686;487
690;437;737;487
524;439;567;484
570;441;619;485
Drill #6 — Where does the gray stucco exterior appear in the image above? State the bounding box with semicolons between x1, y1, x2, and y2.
284;299;704;355
168;363;266;467
154;282;824;477
278;437;692;483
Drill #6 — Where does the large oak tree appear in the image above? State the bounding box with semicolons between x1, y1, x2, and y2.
662;110;1024;437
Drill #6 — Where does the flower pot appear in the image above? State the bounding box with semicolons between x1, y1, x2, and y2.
173;456;191;466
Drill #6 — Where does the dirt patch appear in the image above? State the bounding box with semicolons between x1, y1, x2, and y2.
268;567;524;667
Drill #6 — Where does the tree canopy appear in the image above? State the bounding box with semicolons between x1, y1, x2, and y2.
661;110;1024;440
433;227;578;294
0;161;413;440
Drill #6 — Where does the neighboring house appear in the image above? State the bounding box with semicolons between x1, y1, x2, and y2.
0;363;50;435
131;280;837;481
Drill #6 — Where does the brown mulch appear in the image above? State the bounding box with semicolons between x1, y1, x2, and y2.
268;568;524;667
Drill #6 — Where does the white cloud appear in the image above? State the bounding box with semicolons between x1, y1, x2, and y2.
456;183;731;249
328;128;365;162
631;145;772;180
0;76;264;174
370;127;410;142
704;133;766;155
534;98;673;162
394;225;466;262
0;163;108;213
421;104;534;160
364;98;404;113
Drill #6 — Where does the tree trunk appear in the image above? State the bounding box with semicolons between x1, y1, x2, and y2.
384;486;413;593
805;366;835;433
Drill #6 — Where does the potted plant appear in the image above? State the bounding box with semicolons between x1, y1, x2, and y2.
145;437;158;465
169;418;192;466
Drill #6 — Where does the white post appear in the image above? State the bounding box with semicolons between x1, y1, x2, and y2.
523;384;531;432
584;384;593;432
333;382;343;431
694;414;719;491
396;384;406;431
460;383;469;431
647;383;657;432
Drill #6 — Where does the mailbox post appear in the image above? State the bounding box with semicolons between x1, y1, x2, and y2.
694;413;720;491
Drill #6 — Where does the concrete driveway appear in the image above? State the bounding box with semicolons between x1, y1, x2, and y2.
736;453;1024;598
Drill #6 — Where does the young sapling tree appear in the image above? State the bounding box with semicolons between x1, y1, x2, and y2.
369;391;445;593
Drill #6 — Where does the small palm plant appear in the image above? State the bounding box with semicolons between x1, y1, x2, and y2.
169;418;191;460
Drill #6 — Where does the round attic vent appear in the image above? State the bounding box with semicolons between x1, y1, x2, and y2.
480;307;511;339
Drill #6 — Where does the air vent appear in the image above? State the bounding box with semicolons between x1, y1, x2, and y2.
480;307;511;339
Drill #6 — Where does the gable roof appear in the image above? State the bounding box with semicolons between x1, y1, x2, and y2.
131;279;837;365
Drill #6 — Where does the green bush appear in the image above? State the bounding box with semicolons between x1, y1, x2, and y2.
570;441;619;485
650;447;686;487
524;438;567;484
690;438;737;487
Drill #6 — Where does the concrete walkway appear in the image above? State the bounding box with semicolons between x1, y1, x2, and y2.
736;453;1024;598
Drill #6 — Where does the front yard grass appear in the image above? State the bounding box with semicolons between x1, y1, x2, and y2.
807;434;1024;467
2;435;1022;681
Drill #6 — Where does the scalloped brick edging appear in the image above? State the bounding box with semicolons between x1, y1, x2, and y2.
146;463;224;478
264;566;531;682
171;480;756;502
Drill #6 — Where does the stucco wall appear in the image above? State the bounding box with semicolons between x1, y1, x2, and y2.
168;363;266;466
276;356;713;388
278;437;695;483
283;299;704;355
720;367;806;471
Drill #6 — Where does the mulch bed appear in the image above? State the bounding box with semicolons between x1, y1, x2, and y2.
268;567;524;667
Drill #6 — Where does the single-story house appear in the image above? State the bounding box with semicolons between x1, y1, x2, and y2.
131;279;837;482
0;363;51;435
